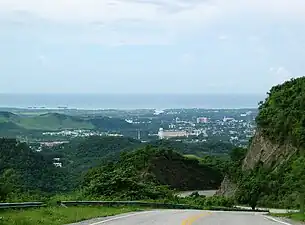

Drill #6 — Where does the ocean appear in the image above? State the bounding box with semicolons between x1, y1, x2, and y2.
0;93;266;110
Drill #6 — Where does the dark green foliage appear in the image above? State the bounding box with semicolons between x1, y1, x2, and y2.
0;138;70;200
150;139;235;156
227;77;305;209
0;136;232;202
89;117;133;131
256;77;305;148
51;136;141;173
42;136;141;191
49;137;231;188
227;148;305;209
0;169;21;201
228;151;305;208
235;165;268;209
229;147;247;164
230;154;305;209
232;155;305;209
172;194;234;209
82;147;223;200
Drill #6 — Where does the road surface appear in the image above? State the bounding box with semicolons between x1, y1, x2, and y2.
69;210;293;225
177;190;217;197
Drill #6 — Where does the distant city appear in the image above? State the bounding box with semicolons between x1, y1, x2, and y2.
15;108;258;152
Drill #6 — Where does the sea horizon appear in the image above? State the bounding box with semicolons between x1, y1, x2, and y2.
0;93;266;110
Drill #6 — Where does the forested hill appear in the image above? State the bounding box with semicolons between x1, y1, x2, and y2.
218;77;305;209
47;137;233;177
82;146;223;199
48;136;142;174
0;112;133;132
256;77;305;148
0;138;68;200
0;136;232;201
150;140;235;156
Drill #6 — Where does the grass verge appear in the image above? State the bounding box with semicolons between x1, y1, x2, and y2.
270;212;305;222
0;206;146;225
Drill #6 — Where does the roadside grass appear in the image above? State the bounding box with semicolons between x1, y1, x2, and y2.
0;206;146;225
270;212;305;222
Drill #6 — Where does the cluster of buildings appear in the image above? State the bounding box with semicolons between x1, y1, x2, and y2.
153;110;256;146
42;130;123;138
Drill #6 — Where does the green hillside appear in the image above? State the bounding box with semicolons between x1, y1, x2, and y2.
0;138;69;201
256;77;305;148
226;77;305;209
0;112;132;131
150;140;234;156
82;146;223;199
48;137;233;179
49;136;141;174
0;136;228;202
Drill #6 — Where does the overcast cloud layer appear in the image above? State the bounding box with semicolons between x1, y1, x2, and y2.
1;0;305;93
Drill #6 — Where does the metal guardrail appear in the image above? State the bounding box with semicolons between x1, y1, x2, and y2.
59;201;202;210
0;202;44;209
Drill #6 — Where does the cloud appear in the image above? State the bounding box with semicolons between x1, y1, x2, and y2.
1;0;305;46
248;36;261;42
218;35;228;40
2;0;305;25
180;53;195;65
38;54;48;66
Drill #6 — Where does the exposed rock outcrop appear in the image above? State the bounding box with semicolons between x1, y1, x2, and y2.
242;130;297;170
217;130;298;197
216;175;237;197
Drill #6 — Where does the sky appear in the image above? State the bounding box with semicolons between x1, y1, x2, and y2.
1;0;305;94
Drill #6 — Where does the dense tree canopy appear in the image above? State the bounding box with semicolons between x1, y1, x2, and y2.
82;146;224;200
256;77;305;148
0;138;70;200
228;77;305;209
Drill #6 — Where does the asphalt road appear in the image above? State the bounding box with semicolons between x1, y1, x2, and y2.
177;190;217;197
69;210;291;225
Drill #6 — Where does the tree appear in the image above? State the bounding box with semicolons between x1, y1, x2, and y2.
0;169;21;201
291;156;305;213
229;147;247;164
235;166;268;210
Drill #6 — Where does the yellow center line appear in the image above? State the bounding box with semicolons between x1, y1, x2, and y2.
181;212;212;225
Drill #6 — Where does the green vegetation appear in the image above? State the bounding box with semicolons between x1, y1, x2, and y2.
0;136;232;203
82;146;223;200
49;136;141;171
45;136;142;190
256;77;305;148
172;194;234;209
226;77;305;211
0;111;132;132
150;140;235;156
0;206;144;225
0;138;69;200
43;137;232;190
228;151;305;210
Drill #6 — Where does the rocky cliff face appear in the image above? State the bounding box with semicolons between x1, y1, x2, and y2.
217;130;298;197
216;175;237;197
242;130;297;170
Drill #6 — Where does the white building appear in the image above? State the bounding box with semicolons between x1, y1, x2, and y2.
158;128;188;139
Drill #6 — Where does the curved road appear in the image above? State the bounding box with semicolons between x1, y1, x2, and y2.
69;210;292;225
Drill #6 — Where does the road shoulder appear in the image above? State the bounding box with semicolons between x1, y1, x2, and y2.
265;215;305;225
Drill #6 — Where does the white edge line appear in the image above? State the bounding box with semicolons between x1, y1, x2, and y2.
89;211;156;225
264;216;292;225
